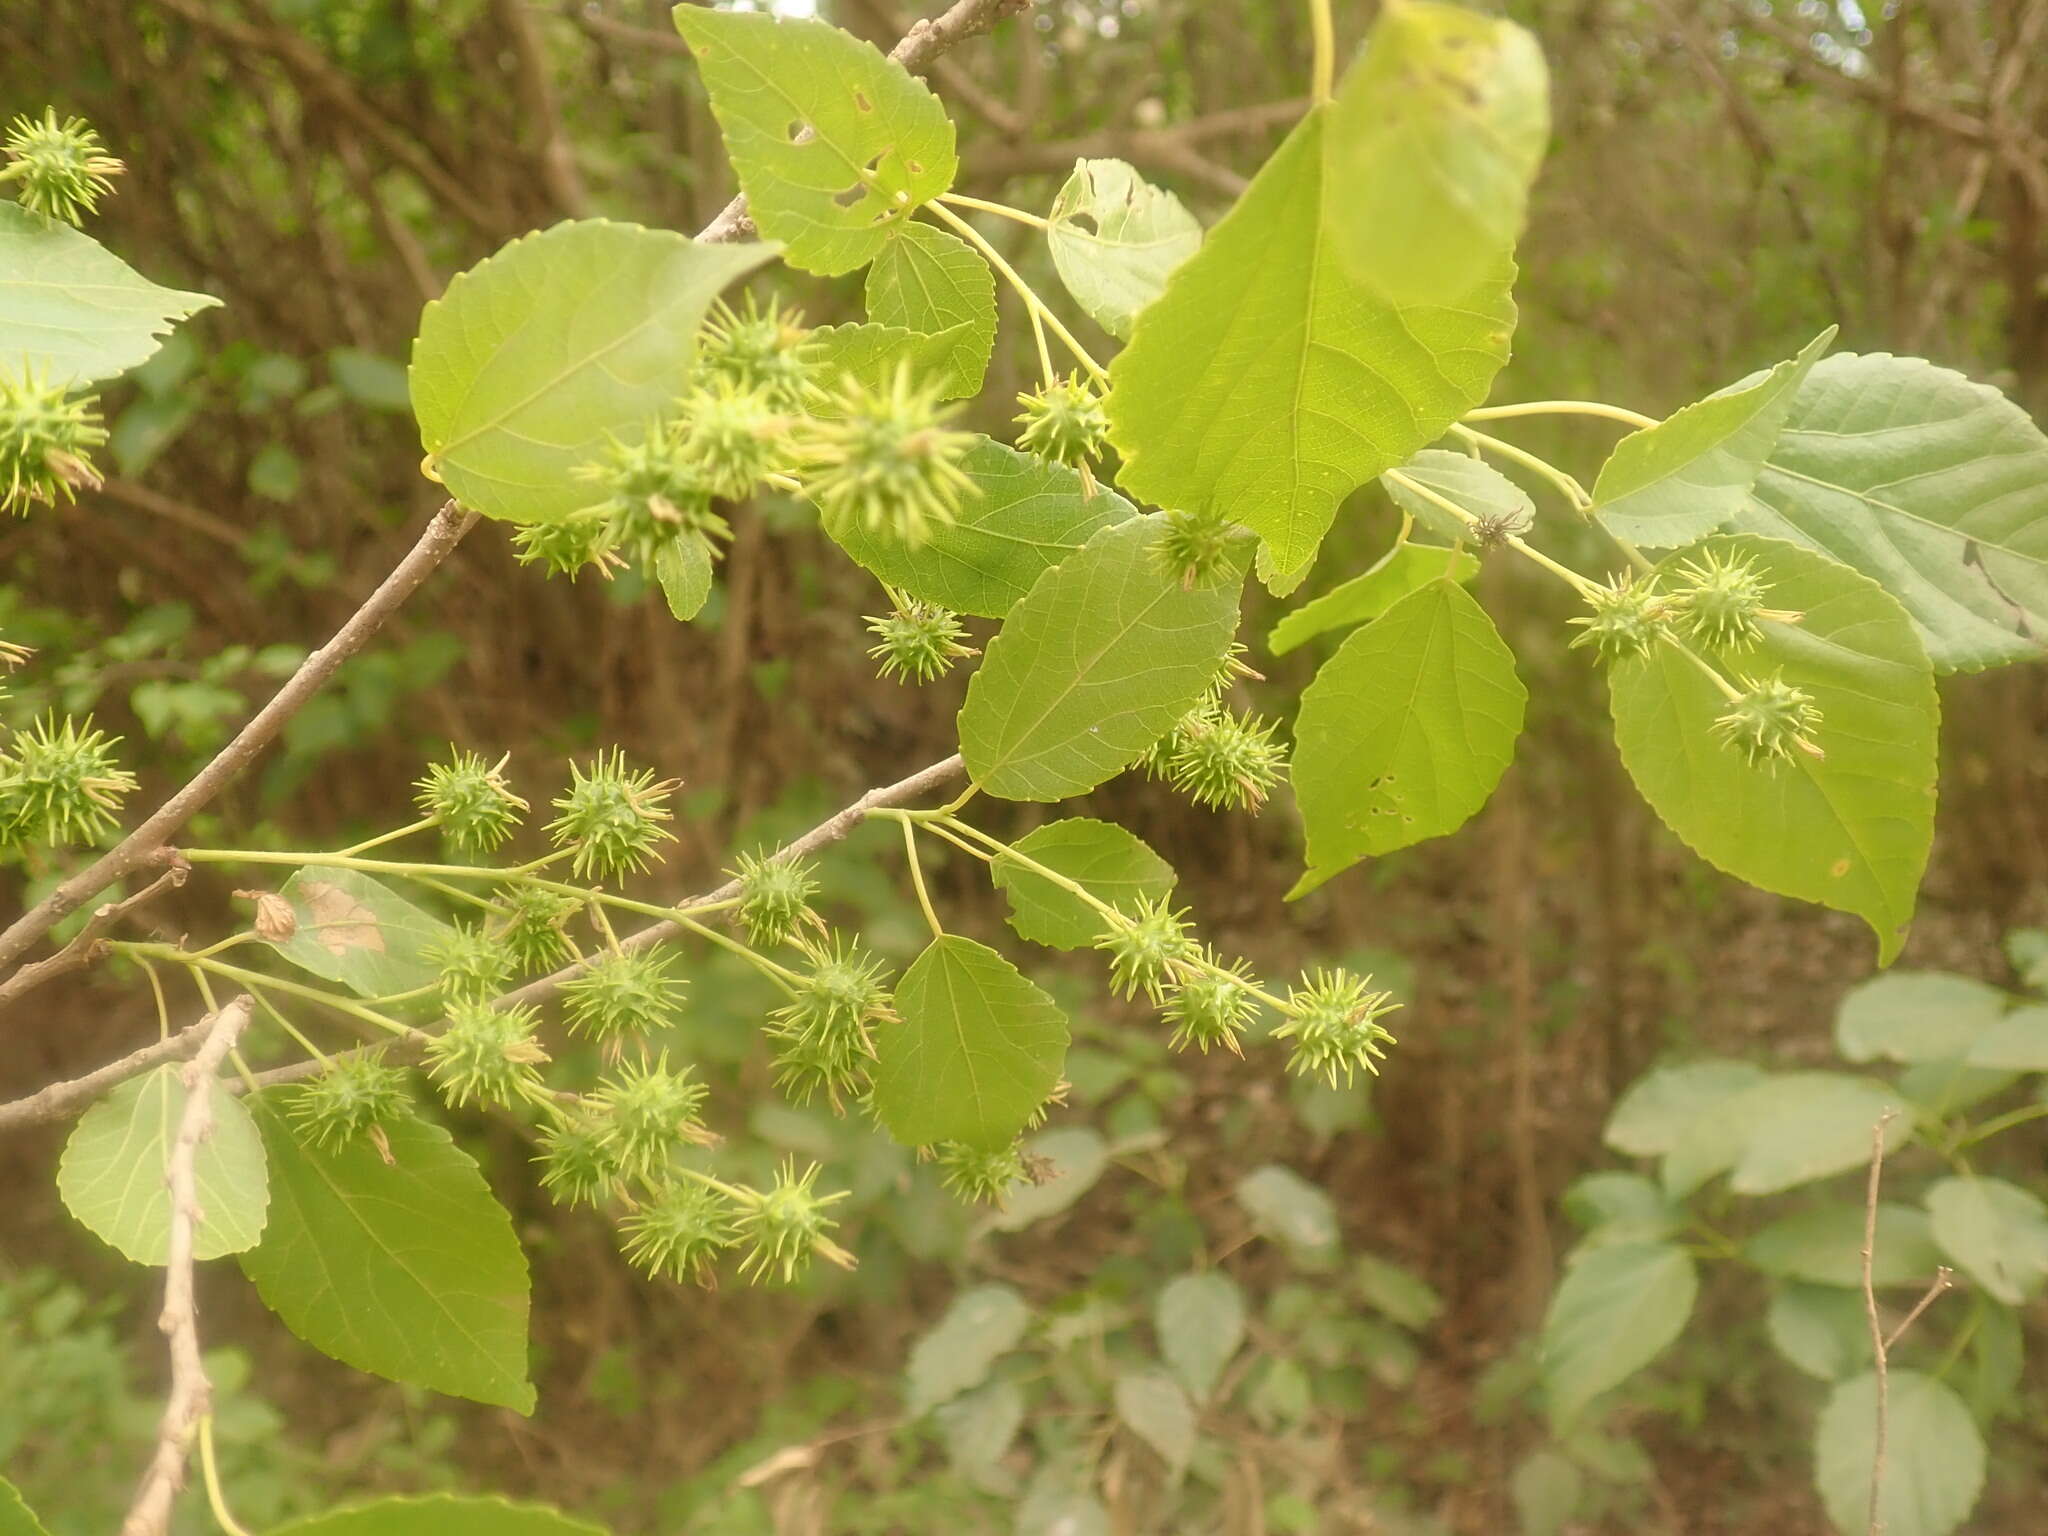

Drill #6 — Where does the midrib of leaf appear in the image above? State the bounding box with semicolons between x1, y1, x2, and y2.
934;950;986;1114
1765;457;2048;574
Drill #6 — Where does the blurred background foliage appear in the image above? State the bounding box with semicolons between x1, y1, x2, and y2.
2;0;2046;1531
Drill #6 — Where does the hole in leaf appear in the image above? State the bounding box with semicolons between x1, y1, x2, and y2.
833;183;867;208
1068;211;1100;236
853;89;873;111
905;159;924;175
786;120;809;142
861;152;884;175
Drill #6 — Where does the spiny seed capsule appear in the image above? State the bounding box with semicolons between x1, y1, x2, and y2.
425;920;517;1006
1712;672;1825;768
935;1140;1029;1206
490;883;582;974
536;1115;627;1209
1014;374;1111;470
1673;549;1797;652
414;748;527;855
1162;951;1263;1055
547;750;679;880
1166;706;1289;812
678;377;791;501
736;1160;854;1283
424;1001;548;1109
587;1054;713;1179
1567;573;1671;664
619;1179;738;1283
801;365;978;548
510;512;619;581
0;368;107;518
574;424;728;560
864;597;976;684
561;945;688;1046
1273;967;1399;1086
1154;508;1240;590
697;295;814;413
288;1053;412;1151
731;850;822;948
1;109;122;224
0;713;140;846
1095;895;1200;1003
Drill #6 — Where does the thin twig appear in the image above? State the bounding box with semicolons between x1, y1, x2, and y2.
1885;1268;1955;1353
0;857;190;1008
0;1017;214;1133
0;502;476;983
1861;1108;1895;1535
119;997;254;1536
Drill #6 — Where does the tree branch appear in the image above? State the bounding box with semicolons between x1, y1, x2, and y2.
0;857;191;1010
0;501;476;983
119;996;254;1536
0;1016;214;1133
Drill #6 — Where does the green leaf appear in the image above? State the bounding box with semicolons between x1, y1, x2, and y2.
1290;578;1526;895
936;1379;1025;1490
1607;534;1938;963
238;1095;535;1412
1510;1449;1584;1536
1814;1371;1984;1536
1353;1253;1444;1330
864;221;995;396
1661;1072;1908;1199
826;437;1133;617
1925;1176;2048;1306
328;347;412;413
1156;1272;1245;1402
958;514;1250;801
673;7;956;275
1560;1172;1681;1246
1895;1058;2018;1118
1540;1241;1697;1427
0;1481;49;1536
410;219;773;524
1113;1369;1195;1473
984;1126;1109;1233
904;1283;1030;1414
1765;1282;1870;1381
1268;540;1479;655
268;1497;610;1536
1106;104;1515;578
1045;158;1202;340
1234;1163;1340;1265
1592;330;1833;546
653;534;715;621
1326;1;1548;308
1382;448;1535;544
875;935;1069;1150
1744;1203;1941;1288
56;1064;268;1265
1603;1060;1766;1157
2007;928;2048;992
1836;971;2007;1064
269;867;456;1001
1734;352;2048;672
1965;1004;2048;1071
0;203;219;388
806;317;980;401
1960;1299;2024;1422
990;817;1177;950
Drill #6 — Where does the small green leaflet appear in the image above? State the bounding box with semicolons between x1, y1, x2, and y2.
267;1496;611;1536
1326;1;1549;307
1607;535;1937;963
1592;330;1833;546
1045;158;1202;340
874;935;1069;1150
1382;449;1535;545
904;1282;1030;1414
1155;1271;1245;1402
1734;352;2048;673
239;1095;536;1412
807;319;974;400
1233;1163;1340;1263
1106;101;1515;579
1834;971;2007;1064
1113;1369;1196;1473
269;866;456;1000
673;7;957;276
958;515;1250;802
1268;541;1479;655
0;1479;50;1536
1813;1371;1984;1536
1659;1072;1908;1199
1766;1283;1870;1381
1560;1173;1680;1246
1540;1240;1697;1427
1966;1004;2048;1071
1602;1059;1765;1158
826;437;1132;617
1510;1450;1583;1536
410;219;773;524
653;533;716;621
985;1126;1109;1232
0;204;219;388
936;1380;1025;1489
1290;579;1526;896
991;817;1177;950
864;221;996;396
1924;1176;2048;1305
56;1064;268;1264
1743;1203;1940;1289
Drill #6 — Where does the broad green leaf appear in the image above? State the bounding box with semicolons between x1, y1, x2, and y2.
1268;540;1479;655
1593;330;1833;546
1510;1449;1584;1536
990;817;1177;949
936;1379;1025;1489
1744;1203;1940;1288
1835;971;2006;1063
984;1126;1109;1232
1353;1254;1444;1330
1925;1176;2048;1305
958;515;1250;801
410;219;772;523
1327;2;1548;308
1966;1003;2048;1070
904;1283;1029;1414
875;935;1069;1150
1045;158;1202;339
1156;1272;1245;1401
1018;1475;1111;1536
238;1095;535;1412
1383;448;1536;544
1113;1369;1195;1473
1560;1172;1681;1246
2007;928;2048;992
653;533;715;621
827;437;1132;617
1603;1059;1766;1157
673;7;956;275
1765;1282;1870;1381
270;867;456;1000
1540;1240;1696;1427
1895;1057;2018;1117
0;204;219;387
1234;1164;1340;1264
1290;579;1526;895
269;1497;609;1536
1814;1371;1984;1536
56;1064;267;1265
1661;1072;1907;1198
806;318;979;400
864;221;995;396
1608;534;1938;963
1961;1300;2024;1422
1734;352;2048;672
0;1481;48;1536
1107;104;1515;577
